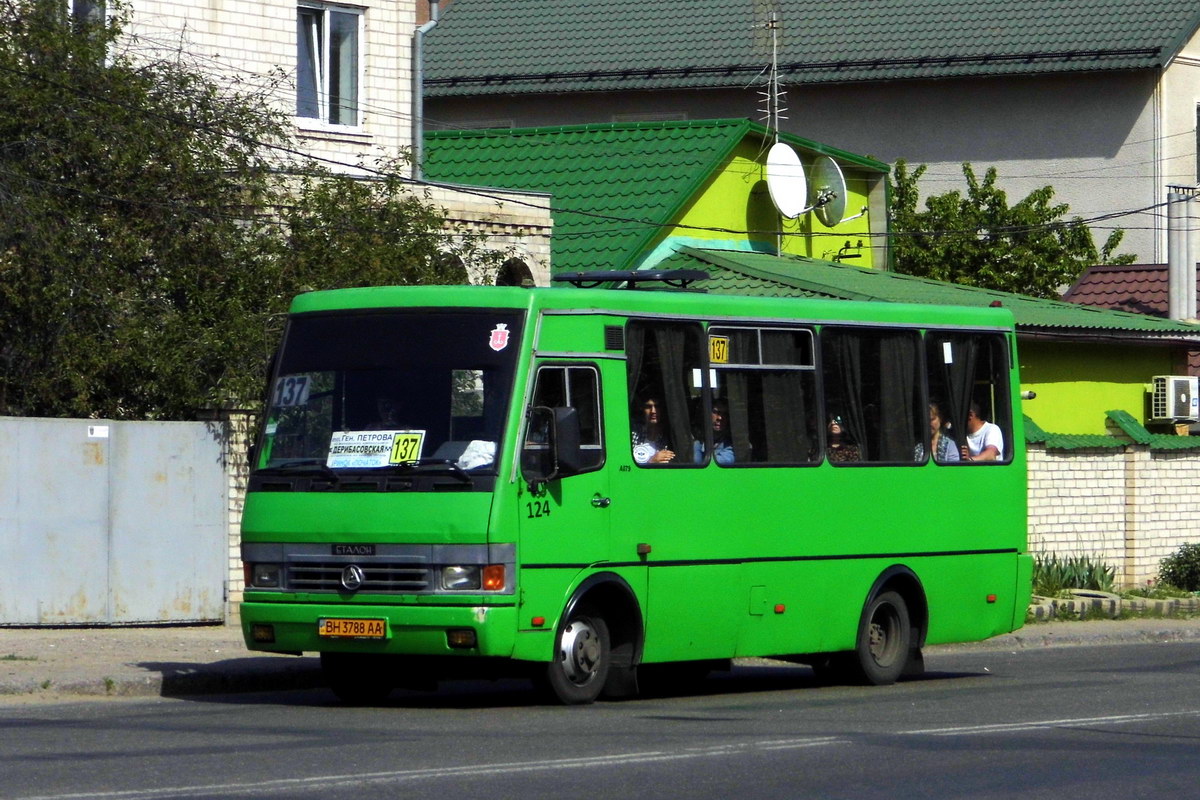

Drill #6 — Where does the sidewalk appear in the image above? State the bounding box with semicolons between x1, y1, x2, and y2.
1;617;1199;702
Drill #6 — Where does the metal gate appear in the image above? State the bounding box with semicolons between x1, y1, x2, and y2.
0;417;228;625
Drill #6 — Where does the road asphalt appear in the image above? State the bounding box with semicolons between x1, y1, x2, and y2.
1;616;1199;702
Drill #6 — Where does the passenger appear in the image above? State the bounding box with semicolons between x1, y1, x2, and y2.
368;396;405;430
961;402;1004;462
693;399;735;465
632;395;675;464
826;415;861;463
915;402;960;463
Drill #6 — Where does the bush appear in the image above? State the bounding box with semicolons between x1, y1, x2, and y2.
1158;543;1200;592
1033;553;1116;597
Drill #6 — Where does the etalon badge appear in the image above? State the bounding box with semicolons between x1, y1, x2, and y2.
489;323;510;352
340;565;365;592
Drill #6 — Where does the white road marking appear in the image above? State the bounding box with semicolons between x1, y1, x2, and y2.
11;737;845;799
902;710;1200;736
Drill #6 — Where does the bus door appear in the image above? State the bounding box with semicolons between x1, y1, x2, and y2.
517;362;611;611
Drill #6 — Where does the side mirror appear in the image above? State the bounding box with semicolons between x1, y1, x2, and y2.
521;406;583;490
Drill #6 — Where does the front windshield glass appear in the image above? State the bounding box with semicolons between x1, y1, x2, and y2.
255;309;524;485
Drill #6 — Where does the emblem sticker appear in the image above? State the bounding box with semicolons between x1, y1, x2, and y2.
489;323;511;352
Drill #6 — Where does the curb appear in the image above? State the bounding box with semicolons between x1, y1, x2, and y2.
0;657;324;700
1027;593;1200;621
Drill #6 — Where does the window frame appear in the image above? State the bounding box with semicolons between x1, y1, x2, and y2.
528;363;606;475
296;2;364;129
706;324;820;467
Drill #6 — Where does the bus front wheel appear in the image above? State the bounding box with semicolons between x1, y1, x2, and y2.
542;607;611;705
851;590;911;686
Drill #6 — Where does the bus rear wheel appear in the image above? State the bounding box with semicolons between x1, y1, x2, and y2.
851;590;911;686
542;608;611;705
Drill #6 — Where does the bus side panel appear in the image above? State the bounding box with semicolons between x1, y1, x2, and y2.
915;553;1026;645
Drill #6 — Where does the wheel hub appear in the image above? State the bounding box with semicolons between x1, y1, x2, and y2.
559;620;600;684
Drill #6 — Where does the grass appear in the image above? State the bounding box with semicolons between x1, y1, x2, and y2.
0;654;37;662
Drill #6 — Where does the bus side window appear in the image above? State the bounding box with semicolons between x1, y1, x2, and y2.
626;321;705;467
925;333;1012;464
821;328;924;464
709;326;819;465
529;365;605;471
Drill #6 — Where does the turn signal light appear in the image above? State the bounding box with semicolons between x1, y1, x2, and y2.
482;564;506;591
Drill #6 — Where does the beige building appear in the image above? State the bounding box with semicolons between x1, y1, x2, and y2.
101;0;552;284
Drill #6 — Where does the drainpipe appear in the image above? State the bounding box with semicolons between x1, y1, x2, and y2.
1189;191;1197;320
1167;186;1199;321
412;0;439;180
1168;188;1183;320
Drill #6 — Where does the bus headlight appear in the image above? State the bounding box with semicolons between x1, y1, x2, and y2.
246;563;281;588
441;565;481;590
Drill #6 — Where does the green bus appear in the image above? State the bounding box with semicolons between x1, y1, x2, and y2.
240;272;1032;704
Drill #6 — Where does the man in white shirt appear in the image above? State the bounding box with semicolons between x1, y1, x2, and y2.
961;402;1003;462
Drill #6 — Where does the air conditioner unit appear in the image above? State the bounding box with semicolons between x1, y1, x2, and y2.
1150;375;1200;422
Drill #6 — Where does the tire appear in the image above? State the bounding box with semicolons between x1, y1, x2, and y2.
321;652;393;705
542;608;611;705
850;590;911;686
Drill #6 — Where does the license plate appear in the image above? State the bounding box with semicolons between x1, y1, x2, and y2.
318;618;386;638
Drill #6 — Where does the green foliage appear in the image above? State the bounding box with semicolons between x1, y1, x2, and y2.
889;160;1135;298
1158;542;1200;592
0;1;502;420
1032;553;1116;597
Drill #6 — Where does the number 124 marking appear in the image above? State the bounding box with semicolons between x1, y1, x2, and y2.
526;500;551;519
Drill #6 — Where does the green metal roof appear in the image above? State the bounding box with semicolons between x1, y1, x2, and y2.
423;119;886;275
670;246;1200;341
425;0;1200;97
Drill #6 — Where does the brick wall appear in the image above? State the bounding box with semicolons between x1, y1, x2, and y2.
1027;442;1200;587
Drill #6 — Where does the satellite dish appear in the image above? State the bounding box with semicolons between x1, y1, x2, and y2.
766;142;807;219
810;156;847;227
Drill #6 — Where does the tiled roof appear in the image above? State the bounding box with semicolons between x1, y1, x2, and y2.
423;119;886;274
1063;263;1200;317
425;0;1200;97
1064;263;1200;372
1106;409;1200;450
668;246;1200;340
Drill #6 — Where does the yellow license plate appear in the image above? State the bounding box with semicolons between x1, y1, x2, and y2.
318;618;387;638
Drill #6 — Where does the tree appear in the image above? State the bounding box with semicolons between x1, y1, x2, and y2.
889;160;1134;298
0;1;500;419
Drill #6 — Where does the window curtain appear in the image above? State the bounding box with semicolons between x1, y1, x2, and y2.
826;331;869;460
654;326;694;456
878;333;918;461
723;331;755;462
761;331;809;462
625;324;645;416
937;335;979;449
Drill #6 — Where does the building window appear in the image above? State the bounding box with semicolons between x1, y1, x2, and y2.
70;0;104;25
297;4;361;126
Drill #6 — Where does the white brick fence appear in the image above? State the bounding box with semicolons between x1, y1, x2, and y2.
1028;442;1200;587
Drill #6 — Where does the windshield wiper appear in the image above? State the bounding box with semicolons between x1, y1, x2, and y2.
255;461;341;483
396;458;475;485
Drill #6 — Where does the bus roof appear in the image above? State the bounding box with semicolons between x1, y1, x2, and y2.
288;283;1012;331
288;284;1016;330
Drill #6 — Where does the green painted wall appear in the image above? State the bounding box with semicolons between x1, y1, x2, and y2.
644;140;877;268
1018;340;1180;434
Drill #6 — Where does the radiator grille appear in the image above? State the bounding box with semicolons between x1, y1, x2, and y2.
286;561;431;592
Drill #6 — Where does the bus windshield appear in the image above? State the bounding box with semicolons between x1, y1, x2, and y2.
253;308;524;489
